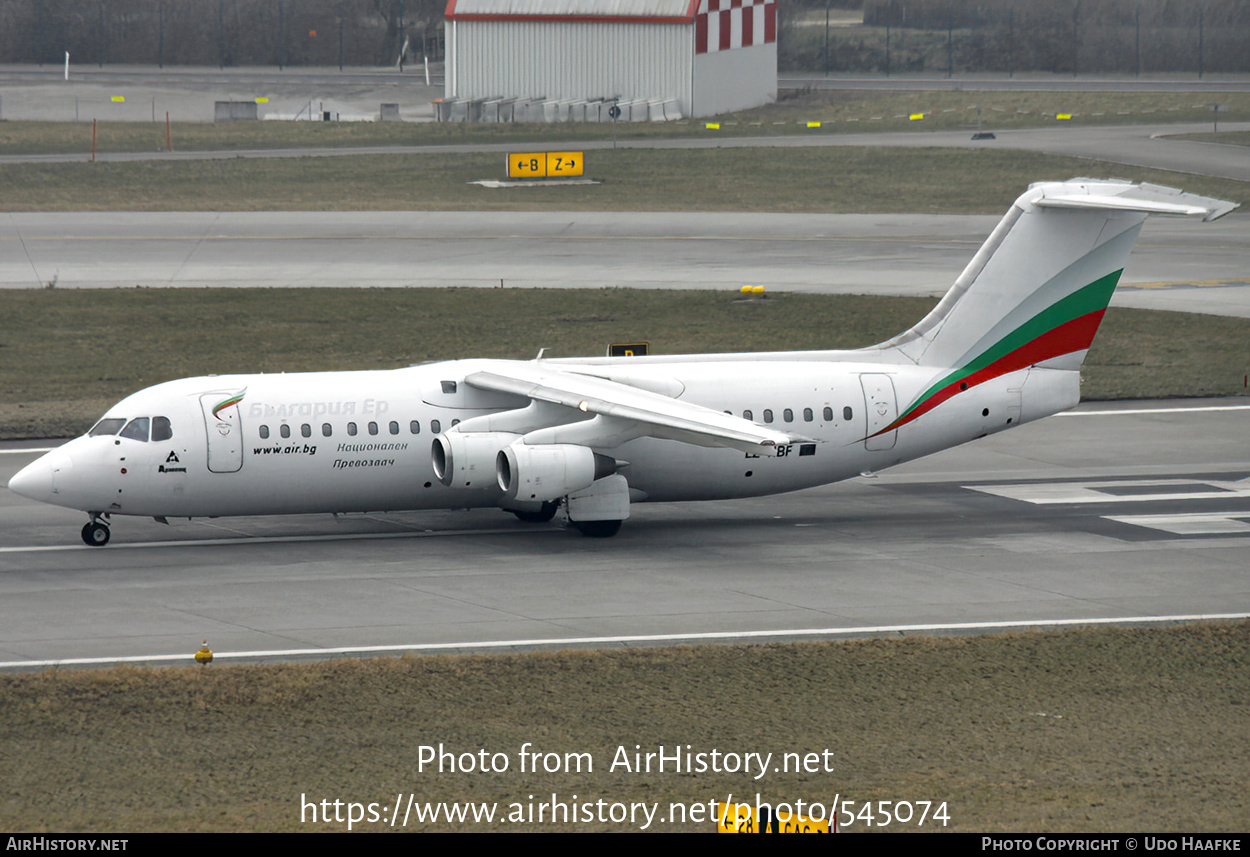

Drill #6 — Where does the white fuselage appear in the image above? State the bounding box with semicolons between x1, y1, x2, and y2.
11;179;1233;541
16;356;1079;521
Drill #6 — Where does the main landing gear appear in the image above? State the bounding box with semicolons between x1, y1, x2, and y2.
509;498;625;537
570;519;622;538
81;515;110;547
511;501;560;524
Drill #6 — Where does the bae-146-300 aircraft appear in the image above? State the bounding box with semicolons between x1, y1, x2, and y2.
8;180;1237;545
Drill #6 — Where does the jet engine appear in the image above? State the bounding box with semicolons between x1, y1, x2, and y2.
431;432;517;489
496;442;618;502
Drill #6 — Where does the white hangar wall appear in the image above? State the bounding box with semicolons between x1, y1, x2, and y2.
444;0;776;119
692;41;776;118
446;19;694;109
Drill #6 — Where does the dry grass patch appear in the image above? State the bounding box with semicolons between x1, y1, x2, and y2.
2;288;1247;439
1;623;1247;832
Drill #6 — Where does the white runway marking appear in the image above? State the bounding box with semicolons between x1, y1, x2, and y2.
2;613;1247;671
1105;512;1250;536
968;478;1250;505
1055;404;1250;416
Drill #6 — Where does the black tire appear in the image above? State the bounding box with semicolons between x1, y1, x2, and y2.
571;519;622;538
81;521;110;547
512;501;559;524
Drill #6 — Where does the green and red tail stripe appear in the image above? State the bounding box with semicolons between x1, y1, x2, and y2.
872;270;1121;437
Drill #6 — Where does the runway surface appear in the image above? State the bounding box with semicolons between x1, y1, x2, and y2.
4;210;1248;317
1;67;1246;669
2;400;1248;668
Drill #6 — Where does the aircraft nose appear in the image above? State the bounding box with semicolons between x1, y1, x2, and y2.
7;451;68;502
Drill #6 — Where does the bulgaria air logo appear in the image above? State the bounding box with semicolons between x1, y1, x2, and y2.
211;390;246;420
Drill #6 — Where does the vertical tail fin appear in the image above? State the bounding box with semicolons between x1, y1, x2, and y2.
876;179;1236;375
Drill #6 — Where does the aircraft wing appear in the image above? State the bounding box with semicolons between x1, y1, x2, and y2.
464;366;810;456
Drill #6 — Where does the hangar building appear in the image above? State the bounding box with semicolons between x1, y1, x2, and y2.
442;0;777;121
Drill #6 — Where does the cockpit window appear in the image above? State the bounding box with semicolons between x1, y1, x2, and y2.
88;418;127;437
152;416;173;442
119;417;150;442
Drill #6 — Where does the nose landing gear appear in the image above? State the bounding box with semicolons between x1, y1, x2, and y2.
81;515;110;547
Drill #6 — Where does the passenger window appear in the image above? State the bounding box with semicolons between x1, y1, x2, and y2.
347;422;357;436
763;409;774;424
783;408;794;423
843;406;853;421
431;419;442;434
280;424;291;439
743;410;753;421
89;417;127;437
322;423;332;437
368;421;378;436
260;425;270;439
410;420;421;434
823;407;833;421
803;408;813;423
152;416;173;441
120;417;150;442
451;419;460;427
389;421;399;435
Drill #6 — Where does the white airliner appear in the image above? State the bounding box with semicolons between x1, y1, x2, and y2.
8;179;1236;545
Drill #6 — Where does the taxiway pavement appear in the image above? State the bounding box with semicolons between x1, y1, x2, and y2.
3;210;1247;317
2;400;1248;668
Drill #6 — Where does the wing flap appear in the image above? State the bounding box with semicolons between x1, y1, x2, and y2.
465;366;809;456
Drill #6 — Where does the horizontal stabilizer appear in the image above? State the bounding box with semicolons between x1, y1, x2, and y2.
1031;180;1238;222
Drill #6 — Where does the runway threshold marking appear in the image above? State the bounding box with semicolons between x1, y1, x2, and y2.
2;612;1247;671
1105;511;1250;535
968;478;1250;505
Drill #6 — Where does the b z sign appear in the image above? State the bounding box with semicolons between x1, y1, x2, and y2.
507;151;584;179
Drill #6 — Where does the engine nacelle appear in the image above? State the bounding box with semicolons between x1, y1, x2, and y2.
496;442;617;502
431;432;517;489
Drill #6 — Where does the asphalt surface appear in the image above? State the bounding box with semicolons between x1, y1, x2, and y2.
0;64;445;123
3;210;1247;317
1;66;1247;669
2;400;1248;668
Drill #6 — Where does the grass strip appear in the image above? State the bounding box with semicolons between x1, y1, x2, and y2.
1;288;1246;439
1174;130;1250;146
1;622;1246;832
2;147;1248;213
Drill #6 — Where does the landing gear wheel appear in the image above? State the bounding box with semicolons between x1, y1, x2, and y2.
81;521;111;547
571;520;622;538
512;501;559;524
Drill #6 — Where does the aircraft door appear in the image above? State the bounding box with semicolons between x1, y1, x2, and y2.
859;373;898;451
200;392;244;473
